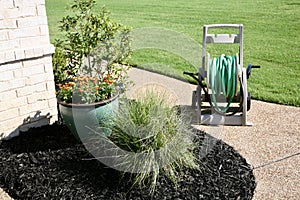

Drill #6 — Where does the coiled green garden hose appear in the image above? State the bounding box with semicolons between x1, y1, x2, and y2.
209;54;240;113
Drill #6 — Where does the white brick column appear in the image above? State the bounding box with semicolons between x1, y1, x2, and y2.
0;0;58;139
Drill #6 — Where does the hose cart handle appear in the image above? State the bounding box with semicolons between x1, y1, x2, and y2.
247;64;260;79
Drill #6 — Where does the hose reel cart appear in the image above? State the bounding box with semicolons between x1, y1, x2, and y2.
184;24;260;126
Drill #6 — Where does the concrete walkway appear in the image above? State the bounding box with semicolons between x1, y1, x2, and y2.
0;188;12;200
127;68;300;200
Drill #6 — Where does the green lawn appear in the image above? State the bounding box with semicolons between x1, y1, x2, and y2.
45;0;300;106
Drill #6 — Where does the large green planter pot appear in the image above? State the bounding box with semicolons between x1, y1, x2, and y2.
58;95;119;141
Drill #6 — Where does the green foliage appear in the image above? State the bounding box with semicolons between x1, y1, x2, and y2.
52;46;67;84
57;0;118;76
107;91;198;193
53;0;131;78
53;0;132;102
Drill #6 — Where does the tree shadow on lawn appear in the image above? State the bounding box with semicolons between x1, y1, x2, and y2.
0;122;256;200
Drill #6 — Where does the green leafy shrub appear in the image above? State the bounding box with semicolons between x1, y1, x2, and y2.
57;0;127;76
53;0;132;102
52;46;67;84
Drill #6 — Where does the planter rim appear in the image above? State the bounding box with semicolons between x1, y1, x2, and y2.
57;93;119;108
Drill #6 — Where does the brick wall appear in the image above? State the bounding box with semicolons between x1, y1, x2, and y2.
0;0;57;139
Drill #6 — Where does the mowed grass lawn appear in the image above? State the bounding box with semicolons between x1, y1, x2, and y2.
45;0;300;106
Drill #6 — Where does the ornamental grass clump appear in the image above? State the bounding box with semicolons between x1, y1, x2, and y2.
105;90;199;193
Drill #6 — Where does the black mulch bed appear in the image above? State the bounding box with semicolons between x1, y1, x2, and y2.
0;123;256;200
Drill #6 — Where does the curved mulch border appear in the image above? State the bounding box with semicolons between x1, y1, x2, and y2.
0;123;256;199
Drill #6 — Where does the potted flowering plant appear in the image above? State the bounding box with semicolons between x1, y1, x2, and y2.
53;0;131;139
56;64;130;104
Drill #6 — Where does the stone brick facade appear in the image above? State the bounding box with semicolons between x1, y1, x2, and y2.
0;0;57;139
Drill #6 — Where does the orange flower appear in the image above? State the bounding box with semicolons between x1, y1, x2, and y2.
79;89;84;93
95;86;99;90
65;87;70;91
104;79;111;84
68;82;75;86
89;77;95;81
78;76;84;81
